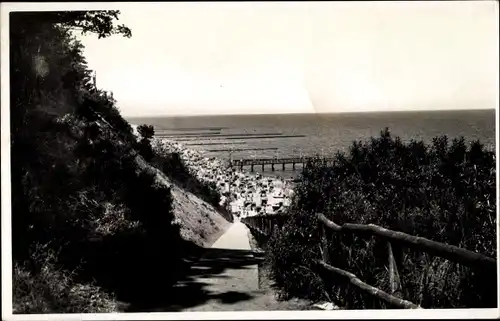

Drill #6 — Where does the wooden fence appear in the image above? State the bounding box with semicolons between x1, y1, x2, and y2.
241;213;497;309
241;214;288;237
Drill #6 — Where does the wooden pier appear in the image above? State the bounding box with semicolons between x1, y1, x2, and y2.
230;157;335;172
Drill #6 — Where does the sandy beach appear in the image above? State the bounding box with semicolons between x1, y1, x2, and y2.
152;137;294;218
132;122;294;218
132;125;293;218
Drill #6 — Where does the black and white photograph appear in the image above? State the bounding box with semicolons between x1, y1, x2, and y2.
1;1;499;319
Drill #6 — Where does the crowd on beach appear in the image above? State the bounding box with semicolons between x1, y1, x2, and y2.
152;138;295;219
130;123;295;219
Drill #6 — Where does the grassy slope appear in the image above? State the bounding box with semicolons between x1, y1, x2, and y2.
171;184;231;248
132;132;232;248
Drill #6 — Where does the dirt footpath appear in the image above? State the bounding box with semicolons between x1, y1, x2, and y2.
163;221;314;312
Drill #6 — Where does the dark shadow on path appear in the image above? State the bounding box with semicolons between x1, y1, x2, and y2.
125;245;265;312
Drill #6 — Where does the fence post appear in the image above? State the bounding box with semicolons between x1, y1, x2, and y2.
319;221;334;303
321;224;330;263
387;241;403;298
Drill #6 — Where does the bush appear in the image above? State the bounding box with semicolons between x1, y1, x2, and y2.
266;128;496;309
13;245;118;314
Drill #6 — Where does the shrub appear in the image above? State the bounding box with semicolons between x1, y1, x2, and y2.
13;245;118;314
266;128;496;309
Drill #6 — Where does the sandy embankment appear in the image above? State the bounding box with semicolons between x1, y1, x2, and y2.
130;124;230;247
152;137;295;219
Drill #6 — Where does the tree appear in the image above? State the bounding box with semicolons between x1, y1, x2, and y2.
9;11;133;260
137;124;155;162
11;11;189;312
10;11;131;39
137;124;155;140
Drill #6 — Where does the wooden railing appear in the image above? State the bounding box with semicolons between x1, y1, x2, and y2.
241;212;497;309
241;214;288;237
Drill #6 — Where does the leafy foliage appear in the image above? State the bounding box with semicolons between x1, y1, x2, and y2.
10;11;185;312
11;11;131;39
137;124;155;162
13;246;118;314
137;124;155;140
266;128;496;308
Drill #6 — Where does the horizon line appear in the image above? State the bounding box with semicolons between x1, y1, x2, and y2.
123;107;496;119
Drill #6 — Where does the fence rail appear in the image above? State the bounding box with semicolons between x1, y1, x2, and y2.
241;214;287;236
317;213;496;271
314;260;421;309
241;212;497;309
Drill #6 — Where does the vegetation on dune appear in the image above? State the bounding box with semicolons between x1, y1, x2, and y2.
150;138;234;223
10;11;188;313
13;246;119;314
266;128;496;309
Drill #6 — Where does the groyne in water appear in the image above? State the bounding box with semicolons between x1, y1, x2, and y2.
172;135;307;141
155;127;229;131
186;142;247;146
155;132;294;138
206;147;278;152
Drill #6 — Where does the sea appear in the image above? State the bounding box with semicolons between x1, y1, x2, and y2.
127;109;496;179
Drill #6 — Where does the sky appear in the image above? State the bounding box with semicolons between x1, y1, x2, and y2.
74;1;499;117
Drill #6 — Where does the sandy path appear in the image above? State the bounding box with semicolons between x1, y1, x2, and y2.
175;221;263;311
158;220;314;312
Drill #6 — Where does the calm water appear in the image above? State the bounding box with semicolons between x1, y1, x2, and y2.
128;109;496;178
